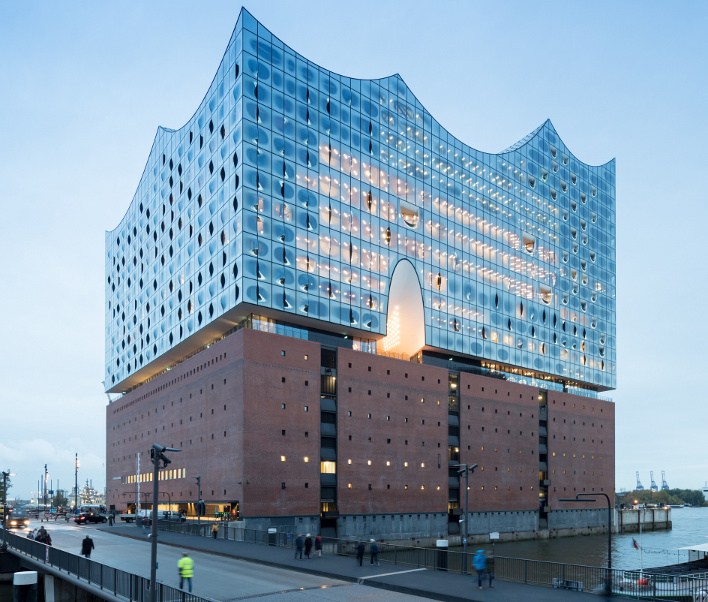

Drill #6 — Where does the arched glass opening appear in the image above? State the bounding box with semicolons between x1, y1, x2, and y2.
380;260;425;358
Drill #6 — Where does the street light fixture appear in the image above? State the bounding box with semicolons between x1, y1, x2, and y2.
454;463;477;574
193;476;202;526
159;491;172;512
149;444;180;602
633;499;645;577
141;492;151;509
2;470;15;552
559;492;612;594
43;465;48;512
74;454;79;513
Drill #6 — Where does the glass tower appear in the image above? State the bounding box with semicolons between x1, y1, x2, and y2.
106;8;616;394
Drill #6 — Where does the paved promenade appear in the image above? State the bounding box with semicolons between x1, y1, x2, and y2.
96;523;601;601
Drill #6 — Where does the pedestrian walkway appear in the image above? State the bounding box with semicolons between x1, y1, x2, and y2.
97;523;600;601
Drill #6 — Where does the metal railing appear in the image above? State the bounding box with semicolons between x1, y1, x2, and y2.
3;529;217;602
158;522;708;599
497;557;708;600
9;522;708;601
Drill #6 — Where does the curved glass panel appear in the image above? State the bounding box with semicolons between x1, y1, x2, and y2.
105;8;616;393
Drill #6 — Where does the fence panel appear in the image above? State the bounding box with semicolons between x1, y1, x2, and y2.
10;525;708;601
2;530;214;602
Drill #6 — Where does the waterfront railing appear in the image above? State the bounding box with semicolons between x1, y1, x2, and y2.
3;529;217;602
6;523;708;600
161;522;708;599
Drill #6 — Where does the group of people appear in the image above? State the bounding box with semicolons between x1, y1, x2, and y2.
294;533;322;559
23;520;494;595
27;526;52;545
21;512;492;594
27;527;96;559
355;539;380;566
352;538;492;588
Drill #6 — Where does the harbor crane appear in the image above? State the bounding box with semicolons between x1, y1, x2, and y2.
636;471;644;490
650;471;659;492
661;470;669;491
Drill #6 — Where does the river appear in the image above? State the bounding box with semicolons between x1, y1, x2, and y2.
473;507;708;570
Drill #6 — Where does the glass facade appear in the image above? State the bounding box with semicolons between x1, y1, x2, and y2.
105;8;616;393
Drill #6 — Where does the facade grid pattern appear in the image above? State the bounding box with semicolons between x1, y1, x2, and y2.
105;9;616;394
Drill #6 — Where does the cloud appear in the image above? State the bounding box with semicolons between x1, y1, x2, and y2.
0;437;105;499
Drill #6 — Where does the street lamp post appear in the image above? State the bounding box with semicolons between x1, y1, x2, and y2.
43;465;48;511
149;444;181;602
75;454;79;512
193;476;202;526
2;470;13;551
455;463;477;575
560;492;613;594
633;499;645;577
159;491;172;512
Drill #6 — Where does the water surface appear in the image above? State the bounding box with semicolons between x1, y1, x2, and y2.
469;507;708;570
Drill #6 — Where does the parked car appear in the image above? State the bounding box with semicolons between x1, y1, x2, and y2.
159;511;186;522
7;508;30;529
119;509;152;523
74;512;107;525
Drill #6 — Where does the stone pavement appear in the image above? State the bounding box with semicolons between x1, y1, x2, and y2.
97;523;602;601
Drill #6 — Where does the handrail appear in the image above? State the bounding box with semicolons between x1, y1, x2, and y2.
7;525;708;601
161;522;708;599
2;529;218;602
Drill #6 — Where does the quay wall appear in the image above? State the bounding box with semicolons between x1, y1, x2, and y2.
617;508;672;533
240;507;670;545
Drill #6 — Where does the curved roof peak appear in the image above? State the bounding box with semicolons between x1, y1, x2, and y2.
502;119;614;168
240;8;612;169
501;120;550;153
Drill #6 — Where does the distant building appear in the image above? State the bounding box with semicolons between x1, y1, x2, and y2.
105;8;616;540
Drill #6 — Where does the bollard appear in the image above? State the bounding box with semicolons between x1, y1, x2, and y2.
13;571;37;602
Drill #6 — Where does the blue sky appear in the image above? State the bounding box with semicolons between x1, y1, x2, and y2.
1;0;707;498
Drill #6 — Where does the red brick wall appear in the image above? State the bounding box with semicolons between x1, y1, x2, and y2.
336;349;449;514
106;328;323;516
546;391;615;508
106;329;249;511
106;329;615;521
240;329;322;516
459;374;543;511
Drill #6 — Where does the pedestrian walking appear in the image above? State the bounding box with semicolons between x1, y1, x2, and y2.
369;539;380;566
141;516;149;535
177;552;194;592
294;534;303;560
35;526;47;544
108;512;114;526
211;523;219;539
304;534;313;559
27;528;36;540
81;535;95;559
356;540;365;566
473;549;488;590
315;535;322;558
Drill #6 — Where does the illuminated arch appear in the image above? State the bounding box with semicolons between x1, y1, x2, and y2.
380;260;425;357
